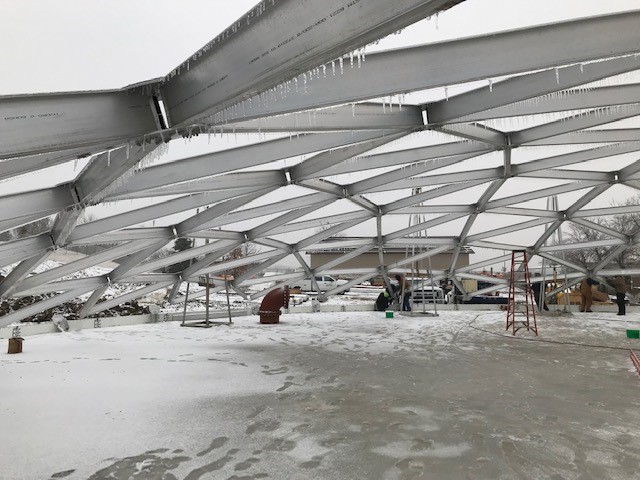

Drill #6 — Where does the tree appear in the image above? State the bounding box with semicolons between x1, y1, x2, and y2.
166;237;194;273
221;243;258;279
564;195;640;269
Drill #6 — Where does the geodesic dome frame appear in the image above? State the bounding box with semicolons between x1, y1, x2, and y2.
2;0;640;325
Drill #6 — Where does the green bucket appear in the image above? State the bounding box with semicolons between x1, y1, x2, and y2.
626;329;639;339
385;311;394;319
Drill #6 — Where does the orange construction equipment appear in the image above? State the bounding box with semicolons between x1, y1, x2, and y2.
506;250;538;336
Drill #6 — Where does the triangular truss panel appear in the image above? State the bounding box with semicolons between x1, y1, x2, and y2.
2;2;640;323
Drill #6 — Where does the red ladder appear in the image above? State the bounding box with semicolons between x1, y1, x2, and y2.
506;250;538;336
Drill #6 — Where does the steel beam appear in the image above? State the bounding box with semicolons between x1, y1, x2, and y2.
0;251;51;298
111;130;394;197
160;0;463;125
85;282;173;316
226;103;423;131
426;58;640;124
221;11;640;122
0;288;95;327
0;234;53;268
0;90;156;159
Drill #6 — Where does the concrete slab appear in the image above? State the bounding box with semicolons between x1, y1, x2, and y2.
2;311;640;479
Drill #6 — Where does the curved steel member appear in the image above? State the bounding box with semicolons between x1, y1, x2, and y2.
259;285;290;324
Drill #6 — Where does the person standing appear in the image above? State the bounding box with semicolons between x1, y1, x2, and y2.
394;274;411;312
608;276;628;316
580;278;594;312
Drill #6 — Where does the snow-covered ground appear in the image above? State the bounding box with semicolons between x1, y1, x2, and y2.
3;310;640;480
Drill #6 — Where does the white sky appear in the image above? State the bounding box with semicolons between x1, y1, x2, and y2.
2;0;639;95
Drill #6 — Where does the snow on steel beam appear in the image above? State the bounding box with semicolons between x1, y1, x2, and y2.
565;184;612;217
385;213;470;243
462;84;640;123
484;181;603;210
436;124;506;146
180;243;242;280
14;240;157;295
107;240;170;283
388;237;457;247
362;165;502;194
385;245;452;270
225;103;423;131
0;234;53;268
537;252;588;274
488;207;561;219
124;239;239;278
50;207;84;247
248;201;334;240
119;274;179;284
620;159;640;181
527;129;640;145
17;276;108;297
316;141;493;178
426;57;640;124
0;288;95;327
569;218;630;241
110;130;392;197
68;227;174;245
291;132;410;181
0;143;113;182
539;238;627;253
73;143;154;204
348;152;484;195
393;205;475;215
295;218;368;251
306;238;376;251
511;105;640;146
314;244;378;273
225;11;640;122
160;0;464;125
105;171;286;201
382;180;488;214
0;90;156;159
572;204;640;218
297;179;346;197
70;188;257;242
85;282;174;316
268;211;373;236
193;250;284;278
233;253;291;286
520;169;614;182
189;230;246;241
0;212;50;234
466;219;551;243
192;192;335;231
0;184;76;223
467;240;528;251
514;142;640;175
0;251;51;298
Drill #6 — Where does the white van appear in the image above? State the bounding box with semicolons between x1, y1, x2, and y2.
293;275;350;293
411;285;446;304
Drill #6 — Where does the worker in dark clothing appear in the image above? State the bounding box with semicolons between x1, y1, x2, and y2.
608;276;628;315
374;290;391;311
394;274;411;311
531;280;549;311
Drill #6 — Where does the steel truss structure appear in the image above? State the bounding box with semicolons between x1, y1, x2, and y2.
2;1;640;325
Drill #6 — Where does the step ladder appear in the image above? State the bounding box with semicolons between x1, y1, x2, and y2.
506;250;538;336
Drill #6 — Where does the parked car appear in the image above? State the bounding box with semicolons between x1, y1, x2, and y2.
293;275;350;293
411;285;447;304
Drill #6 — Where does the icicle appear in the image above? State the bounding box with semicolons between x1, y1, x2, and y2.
488;79;493;92
339;57;344;74
579;63;584;73
357;51;361;68
352;103;356;116
322;64;326;77
554;67;560;84
331;60;336;76
444;87;449;101
349;51;354;68
107;149;111;167
388;96;393;112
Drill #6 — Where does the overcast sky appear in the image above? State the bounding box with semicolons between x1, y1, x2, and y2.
2;0;639;95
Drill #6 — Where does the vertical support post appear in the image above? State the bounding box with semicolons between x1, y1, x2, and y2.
205;273;210;327
181;282;190;326
225;276;233;324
